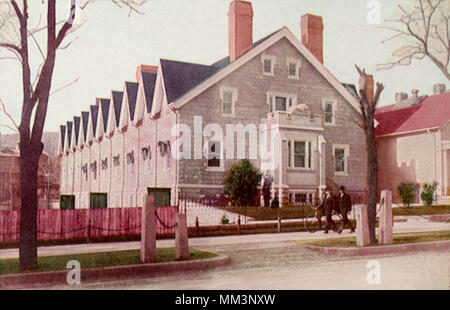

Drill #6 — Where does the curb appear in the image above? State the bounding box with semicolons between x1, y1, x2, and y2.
300;240;450;257
0;254;230;289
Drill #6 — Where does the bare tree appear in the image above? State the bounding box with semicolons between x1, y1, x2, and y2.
378;0;450;81
355;65;385;245
0;0;144;271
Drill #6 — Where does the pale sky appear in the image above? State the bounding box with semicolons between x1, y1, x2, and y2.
0;0;448;134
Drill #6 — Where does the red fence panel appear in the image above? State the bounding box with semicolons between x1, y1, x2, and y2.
0;206;177;244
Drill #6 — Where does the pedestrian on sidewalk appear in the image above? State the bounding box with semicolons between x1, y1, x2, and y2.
337;186;355;233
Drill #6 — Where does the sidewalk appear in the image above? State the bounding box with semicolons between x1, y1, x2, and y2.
1;218;449;260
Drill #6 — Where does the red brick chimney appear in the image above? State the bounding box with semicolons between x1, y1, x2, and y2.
136;65;158;82
301;14;324;64
228;1;253;62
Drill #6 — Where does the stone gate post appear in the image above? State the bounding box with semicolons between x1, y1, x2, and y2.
379;190;393;244
355;204;370;246
140;195;157;263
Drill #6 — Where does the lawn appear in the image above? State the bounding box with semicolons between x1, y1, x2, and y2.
218;206;316;221
392;205;450;216
297;230;450;247
219;204;450;221
0;247;218;275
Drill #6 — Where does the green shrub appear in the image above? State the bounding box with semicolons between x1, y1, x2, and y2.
421;182;437;207
397;183;416;208
224;159;260;207
220;214;230;225
270;196;279;209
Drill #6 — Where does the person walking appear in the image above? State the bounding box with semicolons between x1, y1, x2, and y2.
320;187;337;234
337;186;355;233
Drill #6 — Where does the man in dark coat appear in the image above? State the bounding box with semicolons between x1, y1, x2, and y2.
319;187;338;234
337;186;355;233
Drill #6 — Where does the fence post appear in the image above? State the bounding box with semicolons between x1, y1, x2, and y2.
277;213;281;233
175;213;189;261
86;219;91;244
237;215;241;235
355;204;370;246
379;190;393;244
140;195;157;263
195;216;200;237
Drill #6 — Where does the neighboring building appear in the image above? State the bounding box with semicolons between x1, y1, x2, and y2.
59;1;368;209
375;84;450;204
0;147;60;210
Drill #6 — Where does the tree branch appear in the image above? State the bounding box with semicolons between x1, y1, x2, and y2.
0;98;19;130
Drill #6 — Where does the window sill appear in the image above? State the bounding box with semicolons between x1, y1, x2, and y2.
324;122;336;127
288;76;299;80
263;72;274;77
222;114;236;118
206;167;225;172
334;172;349;177
288;168;315;173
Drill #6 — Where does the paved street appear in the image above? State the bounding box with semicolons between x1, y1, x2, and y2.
51;238;449;290
1;217;449;260
8;219;443;290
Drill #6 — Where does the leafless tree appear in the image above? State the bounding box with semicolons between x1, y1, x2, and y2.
0;0;144;271
355;65;385;245
378;0;450;81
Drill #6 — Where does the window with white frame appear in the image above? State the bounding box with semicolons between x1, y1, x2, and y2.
267;93;297;113
288;140;313;169
220;87;237;116
261;54;276;76
323;99;336;125
333;144;349;175
207;140;222;169
286;58;301;79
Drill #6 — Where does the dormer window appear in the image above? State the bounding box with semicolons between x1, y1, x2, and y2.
261;54;276;76
286;58;301;79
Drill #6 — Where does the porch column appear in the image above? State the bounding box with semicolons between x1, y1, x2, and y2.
444;145;449;198
279;139;289;199
318;135;326;197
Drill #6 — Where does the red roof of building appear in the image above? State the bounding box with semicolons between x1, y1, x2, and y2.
375;92;450;136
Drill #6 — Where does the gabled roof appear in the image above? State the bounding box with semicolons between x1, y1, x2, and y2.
112;91;124;127
66;121;73;149
99;98;110;131
169;27;362;115
125;82;139;121
59;125;66;152
210;27;284;70
142;71;157;113
73;116;81;146
81;111;90;143
160;59;220;103
89;105;99;135
375;92;450;136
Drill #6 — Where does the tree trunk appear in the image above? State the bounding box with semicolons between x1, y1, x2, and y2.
366;125;378;244
19;138;43;271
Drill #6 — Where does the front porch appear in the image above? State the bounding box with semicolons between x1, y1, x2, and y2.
261;107;326;202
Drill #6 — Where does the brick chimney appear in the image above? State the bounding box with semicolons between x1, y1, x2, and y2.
136;65;158;82
395;92;408;102
228;1;253;62
359;74;374;105
433;84;446;95
301;14;324;64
